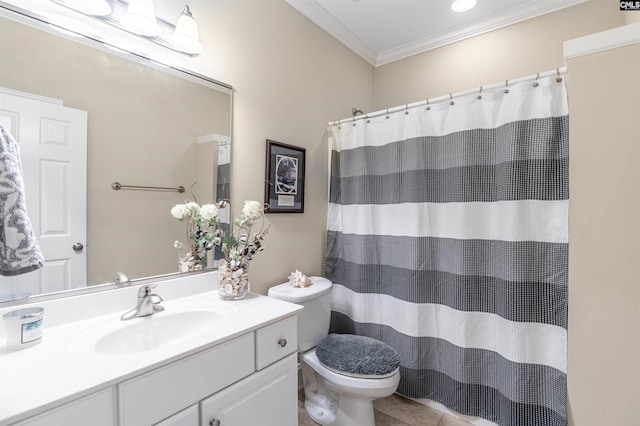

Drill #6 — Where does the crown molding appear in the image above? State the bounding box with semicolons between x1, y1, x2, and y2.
285;0;378;66
287;0;589;67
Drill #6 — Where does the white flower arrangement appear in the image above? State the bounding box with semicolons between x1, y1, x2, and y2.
219;200;270;270
171;200;269;278
171;201;221;270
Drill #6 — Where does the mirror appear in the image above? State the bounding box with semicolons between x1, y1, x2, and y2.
0;7;232;304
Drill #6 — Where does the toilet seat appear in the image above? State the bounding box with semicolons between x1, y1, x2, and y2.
321;363;399;379
301;349;400;391
315;333;401;379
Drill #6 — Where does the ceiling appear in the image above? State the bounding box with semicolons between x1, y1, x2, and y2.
285;0;588;66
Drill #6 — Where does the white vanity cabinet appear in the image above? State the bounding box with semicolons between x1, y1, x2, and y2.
123;315;298;426
8;315;298;426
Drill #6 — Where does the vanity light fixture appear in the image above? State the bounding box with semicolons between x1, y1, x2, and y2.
49;0;205;56
451;0;478;13
58;0;112;16
167;6;203;55
120;0;162;37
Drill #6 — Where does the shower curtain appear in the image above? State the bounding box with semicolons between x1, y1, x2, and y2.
326;74;568;426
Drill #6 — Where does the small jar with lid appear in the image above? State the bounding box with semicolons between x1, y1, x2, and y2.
3;307;44;350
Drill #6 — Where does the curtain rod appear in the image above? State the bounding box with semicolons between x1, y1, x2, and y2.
329;66;568;126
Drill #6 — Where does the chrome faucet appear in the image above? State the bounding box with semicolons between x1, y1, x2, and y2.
120;284;165;321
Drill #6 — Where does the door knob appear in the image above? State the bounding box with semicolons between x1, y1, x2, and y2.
209;419;220;426
72;243;84;252
278;338;287;347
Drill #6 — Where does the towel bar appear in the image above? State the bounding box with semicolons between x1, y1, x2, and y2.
111;182;185;193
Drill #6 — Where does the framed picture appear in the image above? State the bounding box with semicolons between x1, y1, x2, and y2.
264;139;305;213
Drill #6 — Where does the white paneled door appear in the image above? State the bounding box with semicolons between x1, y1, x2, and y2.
0;89;87;298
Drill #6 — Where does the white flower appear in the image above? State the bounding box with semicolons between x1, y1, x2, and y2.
200;204;219;221
242;200;263;220
185;202;199;213
171;204;190;219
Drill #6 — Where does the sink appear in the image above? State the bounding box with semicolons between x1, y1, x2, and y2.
95;311;220;355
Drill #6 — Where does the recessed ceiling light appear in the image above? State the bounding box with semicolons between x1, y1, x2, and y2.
451;0;478;13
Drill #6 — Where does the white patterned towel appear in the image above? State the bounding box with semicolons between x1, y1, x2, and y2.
0;123;44;276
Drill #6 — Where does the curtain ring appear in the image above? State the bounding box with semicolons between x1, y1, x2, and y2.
366;114;370;124
556;68;563;82
385;108;389;119
504;80;509;94
405;104;409;115
533;73;540;87
449;93;454;105
477;86;483;100
426;98;431;111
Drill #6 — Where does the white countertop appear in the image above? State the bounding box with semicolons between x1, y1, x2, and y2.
0;272;302;425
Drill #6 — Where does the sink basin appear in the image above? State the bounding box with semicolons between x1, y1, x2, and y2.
95;311;220;355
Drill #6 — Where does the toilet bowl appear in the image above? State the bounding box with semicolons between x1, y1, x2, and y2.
267;277;401;426
301;348;400;426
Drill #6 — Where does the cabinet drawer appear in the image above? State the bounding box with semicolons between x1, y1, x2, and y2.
255;316;297;370
119;334;254;426
14;388;115;426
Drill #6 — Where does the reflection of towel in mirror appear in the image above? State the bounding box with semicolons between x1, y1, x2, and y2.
0;123;44;276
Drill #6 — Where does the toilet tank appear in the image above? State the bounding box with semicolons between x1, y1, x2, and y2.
267;277;333;352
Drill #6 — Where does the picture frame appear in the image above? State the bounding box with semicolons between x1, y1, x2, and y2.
264;139;305;213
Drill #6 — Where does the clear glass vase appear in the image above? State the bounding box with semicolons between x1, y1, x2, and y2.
178;252;206;273
217;259;249;300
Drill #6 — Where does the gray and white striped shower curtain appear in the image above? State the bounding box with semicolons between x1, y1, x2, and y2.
326;74;568;426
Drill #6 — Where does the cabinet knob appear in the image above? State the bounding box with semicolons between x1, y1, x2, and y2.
278;338;287;347
209;419;220;426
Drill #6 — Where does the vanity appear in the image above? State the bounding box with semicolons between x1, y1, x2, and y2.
0;272;302;426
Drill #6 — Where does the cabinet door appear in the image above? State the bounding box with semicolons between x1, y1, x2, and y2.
13;388;115;426
154;404;199;426
201;353;297;426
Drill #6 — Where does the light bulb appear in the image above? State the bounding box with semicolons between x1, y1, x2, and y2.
451;0;478;13
168;6;204;55
120;0;162;37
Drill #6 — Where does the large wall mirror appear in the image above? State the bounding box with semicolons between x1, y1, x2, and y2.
0;6;232;304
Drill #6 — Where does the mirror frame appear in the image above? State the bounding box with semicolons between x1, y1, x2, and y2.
0;2;233;308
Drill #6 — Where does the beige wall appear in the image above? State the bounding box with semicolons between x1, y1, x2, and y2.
192;0;374;294
373;0;622;109
567;42;640;426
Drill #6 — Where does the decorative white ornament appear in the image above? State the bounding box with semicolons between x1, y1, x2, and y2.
288;270;312;288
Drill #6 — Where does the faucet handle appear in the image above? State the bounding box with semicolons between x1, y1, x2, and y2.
138;284;157;298
148;294;163;304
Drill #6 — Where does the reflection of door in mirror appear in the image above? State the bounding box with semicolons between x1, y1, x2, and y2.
0;90;87;301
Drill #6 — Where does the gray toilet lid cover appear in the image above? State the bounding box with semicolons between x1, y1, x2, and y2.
316;333;401;377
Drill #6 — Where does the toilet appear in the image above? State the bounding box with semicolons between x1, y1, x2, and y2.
268;277;400;426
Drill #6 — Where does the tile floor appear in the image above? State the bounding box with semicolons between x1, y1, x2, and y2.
298;392;473;426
